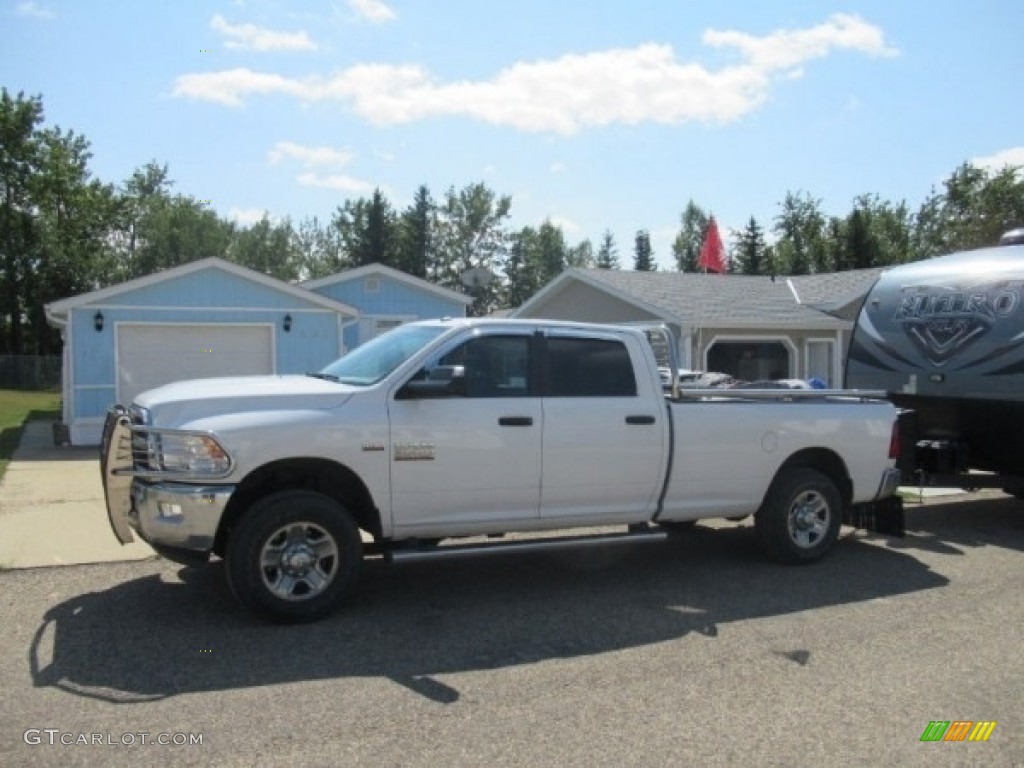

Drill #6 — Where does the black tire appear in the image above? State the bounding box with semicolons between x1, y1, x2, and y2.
755;468;842;564
225;490;363;623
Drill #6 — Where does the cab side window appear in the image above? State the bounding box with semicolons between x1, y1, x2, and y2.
546;337;637;397
429;336;531;398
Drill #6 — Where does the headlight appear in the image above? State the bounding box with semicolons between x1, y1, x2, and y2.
137;430;232;477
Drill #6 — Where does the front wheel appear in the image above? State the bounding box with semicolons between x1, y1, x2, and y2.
225;490;363;623
755;468;841;564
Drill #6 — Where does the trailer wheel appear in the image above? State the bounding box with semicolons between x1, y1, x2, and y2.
756;468;841;564
225;490;363;623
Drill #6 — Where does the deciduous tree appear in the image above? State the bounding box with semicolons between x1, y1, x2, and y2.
436;182;511;315
671;200;707;272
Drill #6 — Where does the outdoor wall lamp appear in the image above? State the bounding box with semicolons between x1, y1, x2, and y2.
93;311;104;332
283;314;292;333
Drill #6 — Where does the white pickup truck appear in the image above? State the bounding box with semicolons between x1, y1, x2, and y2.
101;319;902;622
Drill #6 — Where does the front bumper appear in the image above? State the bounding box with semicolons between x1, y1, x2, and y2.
100;407;233;554
129;482;234;552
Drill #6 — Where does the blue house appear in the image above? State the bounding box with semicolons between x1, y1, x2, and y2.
45;258;468;445
302;263;472;350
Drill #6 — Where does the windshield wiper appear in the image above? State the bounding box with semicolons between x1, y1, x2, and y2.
305;372;341;382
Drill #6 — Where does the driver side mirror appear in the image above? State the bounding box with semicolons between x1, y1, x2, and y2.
395;365;466;399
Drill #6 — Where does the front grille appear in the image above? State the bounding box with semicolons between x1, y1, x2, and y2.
127;405;152;471
130;431;152;471
100;404;153;473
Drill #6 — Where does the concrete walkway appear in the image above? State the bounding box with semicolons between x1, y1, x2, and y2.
0;421;154;569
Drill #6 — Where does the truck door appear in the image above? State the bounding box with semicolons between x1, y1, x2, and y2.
388;332;542;533
540;331;666;523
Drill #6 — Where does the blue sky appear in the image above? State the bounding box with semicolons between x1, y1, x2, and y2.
5;0;1023;268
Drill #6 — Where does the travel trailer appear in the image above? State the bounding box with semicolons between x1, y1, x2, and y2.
845;237;1024;496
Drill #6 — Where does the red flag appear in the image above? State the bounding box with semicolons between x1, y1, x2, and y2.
698;216;727;273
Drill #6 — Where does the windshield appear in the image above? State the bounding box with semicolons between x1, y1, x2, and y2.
318;324;450;385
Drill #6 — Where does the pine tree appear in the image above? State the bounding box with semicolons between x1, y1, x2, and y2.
733;217;766;275
596;230;619;269
397;184;433;278
633;229;655;271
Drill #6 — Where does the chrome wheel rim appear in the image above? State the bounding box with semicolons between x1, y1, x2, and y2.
260;522;339;601
787;490;830;548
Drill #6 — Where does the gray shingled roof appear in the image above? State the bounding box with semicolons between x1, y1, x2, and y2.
788;267;885;311
573;268;875;329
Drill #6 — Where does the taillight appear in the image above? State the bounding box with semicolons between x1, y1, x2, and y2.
888;420;901;460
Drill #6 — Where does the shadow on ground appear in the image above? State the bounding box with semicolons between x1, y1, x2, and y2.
6;417;98;463
27;519;961;706
883;493;1024;556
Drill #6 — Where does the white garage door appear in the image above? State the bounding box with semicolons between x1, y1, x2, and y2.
117;323;274;404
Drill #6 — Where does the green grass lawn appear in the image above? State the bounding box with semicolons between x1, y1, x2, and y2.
0;389;61;480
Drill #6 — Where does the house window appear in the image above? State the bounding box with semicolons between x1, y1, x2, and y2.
707;341;791;382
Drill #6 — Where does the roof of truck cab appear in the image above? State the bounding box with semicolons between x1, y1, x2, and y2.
415;317;652;333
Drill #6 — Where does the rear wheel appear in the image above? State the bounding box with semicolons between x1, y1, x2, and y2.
225;490;363;623
755;468;841;564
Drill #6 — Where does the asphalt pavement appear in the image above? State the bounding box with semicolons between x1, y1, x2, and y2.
1;491;1022;767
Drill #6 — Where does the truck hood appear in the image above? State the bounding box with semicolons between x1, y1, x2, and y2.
134;375;358;428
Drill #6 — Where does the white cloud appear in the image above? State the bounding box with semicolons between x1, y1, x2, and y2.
268;141;371;195
229;207;273;225
175;14;896;134
174;68;308;106
15;1;54;19
268;141;354;167
549;162;568;173
971;147;1024;174
211;14;317;52
296;172;374;193
347;0;396;23
482;164;497;176
702;13;896;72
